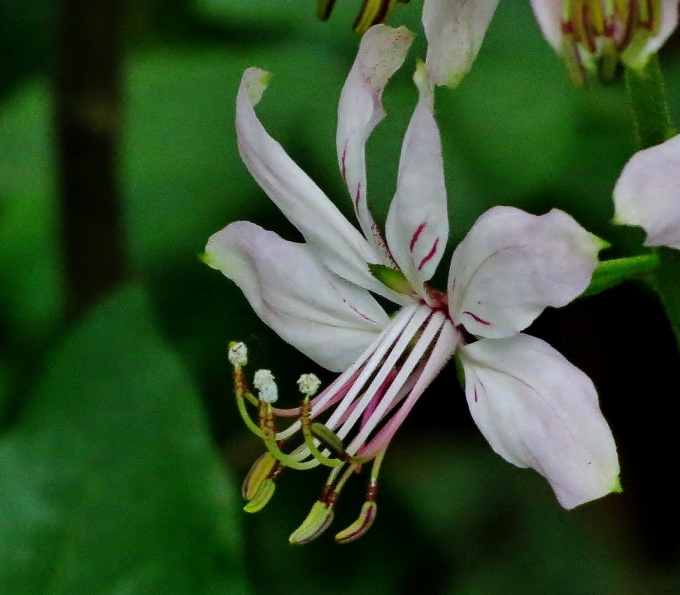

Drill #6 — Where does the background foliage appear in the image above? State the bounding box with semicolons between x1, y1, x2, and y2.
1;0;680;593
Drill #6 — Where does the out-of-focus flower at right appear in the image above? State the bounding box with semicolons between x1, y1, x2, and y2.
614;133;680;249
531;0;679;84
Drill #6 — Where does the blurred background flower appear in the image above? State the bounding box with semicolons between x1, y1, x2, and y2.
1;1;680;593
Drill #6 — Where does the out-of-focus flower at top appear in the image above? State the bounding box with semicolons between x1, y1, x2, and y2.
614;133;680;249
204;25;620;544
316;0;412;33
531;0;679;84
422;0;501;86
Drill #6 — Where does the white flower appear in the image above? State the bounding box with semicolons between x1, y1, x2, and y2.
205;25;620;543
531;0;679;82
614;133;680;249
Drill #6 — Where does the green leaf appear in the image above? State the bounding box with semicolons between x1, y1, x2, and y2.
654;248;680;351
0;286;249;594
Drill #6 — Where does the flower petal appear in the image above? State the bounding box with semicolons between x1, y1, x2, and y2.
448;207;602;338
385;62;448;298
236;67;385;294
529;0;563;51
423;0;500;87
614;134;680;250
460;334;620;510
337;24;414;252
205;221;390;372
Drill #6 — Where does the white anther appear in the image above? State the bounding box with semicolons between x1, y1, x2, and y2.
228;341;248;367
254;369;278;403
297;373;321;397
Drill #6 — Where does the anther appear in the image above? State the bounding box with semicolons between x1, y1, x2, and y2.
297;373;321;397
289;501;335;545
228;341;248;367
242;451;278;500
254;369;278;404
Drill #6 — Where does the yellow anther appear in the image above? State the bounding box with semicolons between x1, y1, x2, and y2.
335;501;378;544
243;479;277;513
242;451;279;500
289;501;335;545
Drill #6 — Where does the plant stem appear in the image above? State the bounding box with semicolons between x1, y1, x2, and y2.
624;55;676;150
54;0;126;321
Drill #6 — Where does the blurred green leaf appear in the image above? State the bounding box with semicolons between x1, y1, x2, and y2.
193;0;316;27
390;436;626;595
0;83;62;343
0;286;249;594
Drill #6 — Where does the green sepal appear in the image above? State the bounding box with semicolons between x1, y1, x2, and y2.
368;263;413;295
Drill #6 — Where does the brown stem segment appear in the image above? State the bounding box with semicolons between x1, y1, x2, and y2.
54;0;126;320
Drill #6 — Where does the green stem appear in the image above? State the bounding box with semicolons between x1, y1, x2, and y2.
624;55;676;149
585;254;659;296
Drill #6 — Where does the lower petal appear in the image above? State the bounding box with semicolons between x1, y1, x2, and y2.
460;334;620;510
205;221;390;372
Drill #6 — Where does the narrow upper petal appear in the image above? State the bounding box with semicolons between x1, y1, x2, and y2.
529;0;564;51
236;67;386;295
448;207;603;339
614;134;680;250
385;63;448;298
423;0;500;87
460;334;620;510
205;221;390;372
337;24;414;252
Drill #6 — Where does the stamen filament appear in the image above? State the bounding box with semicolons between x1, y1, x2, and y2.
345;309;445;454
358;317;459;460
329;303;430;438
301;396;345;468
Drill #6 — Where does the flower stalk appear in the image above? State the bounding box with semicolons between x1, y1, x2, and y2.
625;54;677;149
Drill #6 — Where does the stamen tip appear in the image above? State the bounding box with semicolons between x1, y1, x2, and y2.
335;501;377;544
289;501;335;545
243;479;277;513
297;373;321;397
254;369;278;403
228;341;248;367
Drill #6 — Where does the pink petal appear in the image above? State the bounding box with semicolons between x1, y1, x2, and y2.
529;0;564;51
423;0;500;87
448;207;603;339
385;63;448;297
614;134;680;250
236;67;389;297
337;24;414;254
205;221;390;372
460;334;620;510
